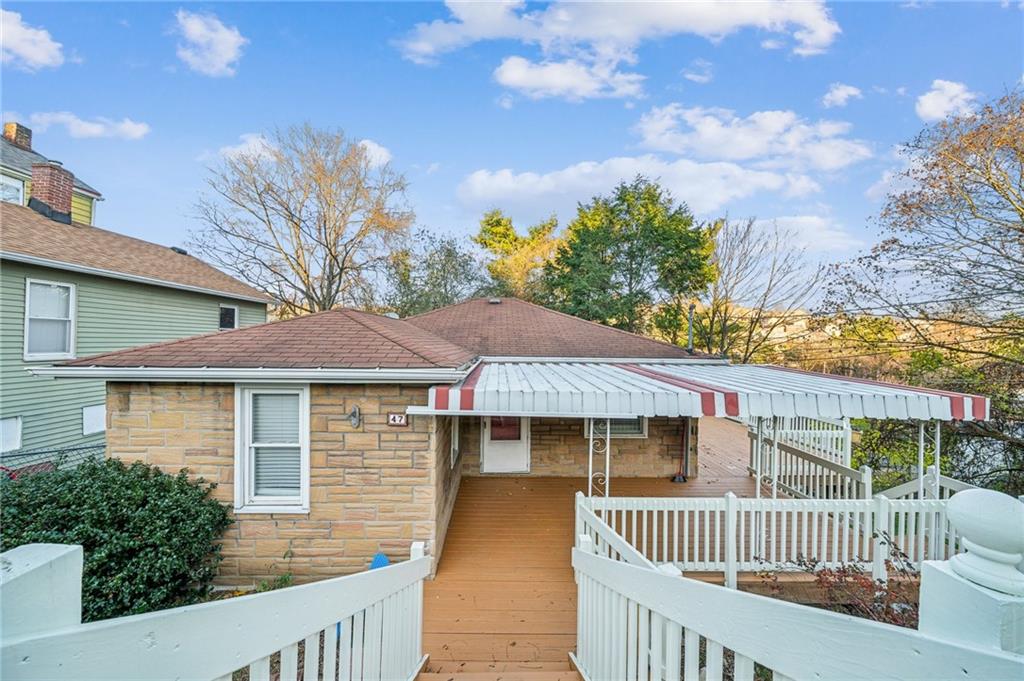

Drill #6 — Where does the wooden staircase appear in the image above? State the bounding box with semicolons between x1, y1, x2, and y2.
416;661;582;680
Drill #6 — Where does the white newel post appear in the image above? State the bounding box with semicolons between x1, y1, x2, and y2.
918;489;1024;655
0;544;83;640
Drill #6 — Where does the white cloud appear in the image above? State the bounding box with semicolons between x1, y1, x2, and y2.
359;139;392;167
1;10;64;71
822;82;862;108
426;162;441;175
915;79;978;122
217;133;273;160
754;215;862;253
760;38;785;50
27;112;150;140
457;154;818;222
174;10;247;77
398;1;839;100
682;58;713;84
496;93;514;109
634;104;872;171
494;56;643;100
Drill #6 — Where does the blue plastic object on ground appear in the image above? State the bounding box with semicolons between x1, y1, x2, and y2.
369;552;390;569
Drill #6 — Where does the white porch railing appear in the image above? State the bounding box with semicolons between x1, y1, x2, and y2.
747;415;852;465
748;429;872;500
881;464;979;500
571;544;1022;681
0;543;430;681
587;494;963;585
573;489;1024;681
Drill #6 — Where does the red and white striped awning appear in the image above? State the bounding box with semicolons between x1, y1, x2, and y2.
406;362;989;421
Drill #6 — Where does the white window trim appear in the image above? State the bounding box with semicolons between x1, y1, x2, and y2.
2;174;25;205
23;278;77;361
233;384;310;514
1;416;23;453
449;415;460;470
219;304;240;330
585;416;649;439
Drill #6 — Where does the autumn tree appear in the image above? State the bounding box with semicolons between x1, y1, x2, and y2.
826;91;1024;494
473;210;559;300
191;124;413;316
543;177;716;335
688;218;822;363
380;230;488;317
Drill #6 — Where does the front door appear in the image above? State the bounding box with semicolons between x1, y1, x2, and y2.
481;416;530;473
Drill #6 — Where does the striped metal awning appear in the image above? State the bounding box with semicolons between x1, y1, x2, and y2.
406;362;989;421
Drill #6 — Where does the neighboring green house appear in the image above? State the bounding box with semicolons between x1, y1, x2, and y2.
1;123;101;226
0;123;270;457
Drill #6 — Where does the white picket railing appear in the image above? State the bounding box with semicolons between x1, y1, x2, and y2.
1;543;430;681
571;542;1023;681
881;464;979;500
587;494;962;585
747;430;872;500
747;415;852;465
576;492;658;570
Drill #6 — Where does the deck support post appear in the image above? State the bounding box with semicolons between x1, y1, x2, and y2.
872;494;891;583
724;492;738;589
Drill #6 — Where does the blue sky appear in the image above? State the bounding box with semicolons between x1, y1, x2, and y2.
3;2;1021;261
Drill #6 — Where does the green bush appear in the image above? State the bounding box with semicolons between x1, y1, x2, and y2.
1;459;232;622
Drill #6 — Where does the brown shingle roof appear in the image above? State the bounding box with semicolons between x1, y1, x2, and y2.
0;202;269;302
63;308;476;369
407;298;711;359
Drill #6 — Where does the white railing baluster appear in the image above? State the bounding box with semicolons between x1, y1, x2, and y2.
280;642;299;681
249;656;271;681
734;653;755;681
303;633;320;681
705;641;724;681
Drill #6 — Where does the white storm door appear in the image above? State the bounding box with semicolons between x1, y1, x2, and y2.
481;416;530;473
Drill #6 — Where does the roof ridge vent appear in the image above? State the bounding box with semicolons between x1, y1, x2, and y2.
488;298;501;304
170;246;188;255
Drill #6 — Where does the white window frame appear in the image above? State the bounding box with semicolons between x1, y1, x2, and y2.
449;415;460;470
82;404;106;435
1;416;23;453
586;416;648;439
1;174;25;205
23;278;77;361
234;384;310;514
219;304;240;330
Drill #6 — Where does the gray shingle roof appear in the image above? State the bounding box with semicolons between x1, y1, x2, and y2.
0;137;101;196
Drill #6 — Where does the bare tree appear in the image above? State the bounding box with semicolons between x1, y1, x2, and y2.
190;124;413;316
693;218;822;363
826;91;1024;365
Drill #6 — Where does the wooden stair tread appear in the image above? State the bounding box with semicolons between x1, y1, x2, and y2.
416;673;582;680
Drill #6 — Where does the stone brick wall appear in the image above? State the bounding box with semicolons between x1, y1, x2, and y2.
107;382;444;587
433;416;461;560
459;416;698;478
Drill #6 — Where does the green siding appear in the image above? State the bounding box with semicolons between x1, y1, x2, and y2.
0;260;266;452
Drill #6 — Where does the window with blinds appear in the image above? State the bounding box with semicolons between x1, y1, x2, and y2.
236;386;310;512
24;279;76;360
587;417;648;438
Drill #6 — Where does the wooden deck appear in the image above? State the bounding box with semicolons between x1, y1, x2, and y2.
422;421;760;674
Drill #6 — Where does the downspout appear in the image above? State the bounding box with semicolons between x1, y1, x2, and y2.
673;418;690;483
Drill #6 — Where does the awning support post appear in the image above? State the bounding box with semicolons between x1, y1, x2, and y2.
755;417;763;499
917;421;926;498
933;421;942;500
771;416;779;499
587;418;611;499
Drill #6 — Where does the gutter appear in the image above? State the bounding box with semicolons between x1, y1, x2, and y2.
28;366;470;384
1;251;271;304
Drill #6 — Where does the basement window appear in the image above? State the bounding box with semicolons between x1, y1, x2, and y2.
586;417;648;439
234;385;310;514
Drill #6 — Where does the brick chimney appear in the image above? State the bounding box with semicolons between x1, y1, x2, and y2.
3;122;32;150
29;161;74;224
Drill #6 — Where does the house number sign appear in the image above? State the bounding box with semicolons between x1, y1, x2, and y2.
387;412;409;427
